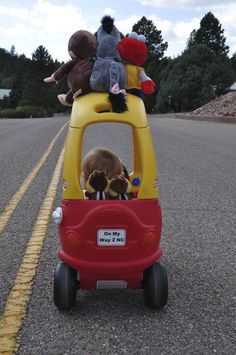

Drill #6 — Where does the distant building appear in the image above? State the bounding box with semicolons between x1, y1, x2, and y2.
228;82;236;91
0;89;11;100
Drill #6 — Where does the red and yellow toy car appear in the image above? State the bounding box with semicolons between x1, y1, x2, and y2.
52;93;168;310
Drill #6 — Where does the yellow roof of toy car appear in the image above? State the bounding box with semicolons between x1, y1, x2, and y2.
70;93;148;128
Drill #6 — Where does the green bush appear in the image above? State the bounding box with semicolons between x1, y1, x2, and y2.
0;106;52;118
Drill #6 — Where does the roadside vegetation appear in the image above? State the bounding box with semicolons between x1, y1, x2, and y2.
1;12;236;117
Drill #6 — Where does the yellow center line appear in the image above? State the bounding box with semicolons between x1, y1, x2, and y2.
0;146;65;354
0;121;68;235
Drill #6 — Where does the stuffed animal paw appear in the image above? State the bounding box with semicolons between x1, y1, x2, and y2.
44;75;57;83
57;94;72;107
85;170;109;200
141;80;156;94
109;175;134;200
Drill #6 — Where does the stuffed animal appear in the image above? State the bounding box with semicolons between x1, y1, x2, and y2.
85;170;110;200
44;30;97;106
90;16;127;113
108;175;134;200
118;32;156;97
84;170;134;200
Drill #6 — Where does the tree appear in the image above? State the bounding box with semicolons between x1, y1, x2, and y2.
230;53;236;78
132;16;168;61
0;44;68;114
8;70;25;108
7;54;29;108
157;44;234;112
20;46;57;110
32;45;54;65
132;17;168;112
0;47;26;89
10;45;16;56
187;12;229;57
187;29;197;48
208;55;235;95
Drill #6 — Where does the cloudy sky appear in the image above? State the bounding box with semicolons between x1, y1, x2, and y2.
1;0;236;62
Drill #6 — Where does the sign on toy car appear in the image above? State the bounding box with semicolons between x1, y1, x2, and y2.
97;229;126;246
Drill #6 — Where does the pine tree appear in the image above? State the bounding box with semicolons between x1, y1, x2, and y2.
8;70;25;108
10;45;16;56
21;46;56;109
187;29;197;48
132;16;168;61
187;12;229;57
230;53;236;77
131;17;168;112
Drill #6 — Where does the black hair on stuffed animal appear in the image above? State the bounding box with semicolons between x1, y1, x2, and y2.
108;93;127;113
101;15;114;34
96;15;124;38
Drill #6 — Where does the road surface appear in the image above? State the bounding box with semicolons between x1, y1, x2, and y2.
0;114;235;354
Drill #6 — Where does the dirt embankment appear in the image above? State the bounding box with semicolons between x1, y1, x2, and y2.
191;92;236;118
176;91;236;122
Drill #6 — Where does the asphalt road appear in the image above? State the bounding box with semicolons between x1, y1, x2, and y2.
0;114;235;354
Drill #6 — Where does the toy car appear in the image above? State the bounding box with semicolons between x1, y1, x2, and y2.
52;92;168;310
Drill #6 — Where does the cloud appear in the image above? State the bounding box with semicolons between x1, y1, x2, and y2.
195;3;236;54
30;0;86;38
136;0;236;54
149;14;199;38
135;0;236;9
0;0;90;60
147;9;236;57
0;0;86;40
0;23;32;39
214;4;236;31
116;15;143;36
101;11;236;57
0;5;29;19
121;14;200;57
104;8;115;15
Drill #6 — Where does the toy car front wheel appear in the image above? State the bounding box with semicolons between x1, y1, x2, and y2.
143;262;168;309
54;262;78;310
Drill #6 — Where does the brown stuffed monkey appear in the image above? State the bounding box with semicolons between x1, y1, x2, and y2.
44;30;97;106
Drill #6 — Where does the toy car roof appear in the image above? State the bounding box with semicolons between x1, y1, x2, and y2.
70;93;149;128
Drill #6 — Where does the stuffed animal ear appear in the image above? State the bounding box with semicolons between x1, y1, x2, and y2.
109;176;129;195
137;34;146;43
129;32;138;40
86;170;109;192
85;170;110;200
108;176;134;200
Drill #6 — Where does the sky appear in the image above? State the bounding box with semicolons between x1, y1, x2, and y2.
1;0;236;62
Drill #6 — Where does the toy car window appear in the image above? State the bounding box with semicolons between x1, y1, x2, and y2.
82;123;133;173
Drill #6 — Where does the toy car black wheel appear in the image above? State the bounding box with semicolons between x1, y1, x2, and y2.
143;262;168;309
54;262;78;311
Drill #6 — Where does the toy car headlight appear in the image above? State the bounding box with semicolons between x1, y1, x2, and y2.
52;207;63;225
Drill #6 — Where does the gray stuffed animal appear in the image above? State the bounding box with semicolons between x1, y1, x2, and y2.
90;16;127;113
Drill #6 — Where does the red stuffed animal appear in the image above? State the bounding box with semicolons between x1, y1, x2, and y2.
118;32;156;97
